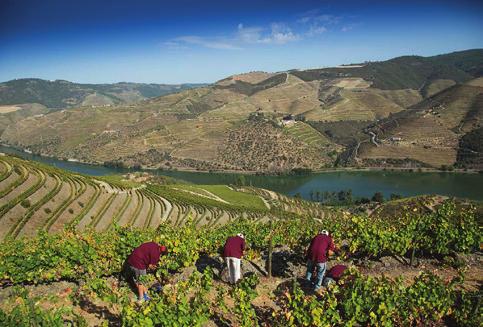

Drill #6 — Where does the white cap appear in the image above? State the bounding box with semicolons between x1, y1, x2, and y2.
320;230;329;235
237;233;245;239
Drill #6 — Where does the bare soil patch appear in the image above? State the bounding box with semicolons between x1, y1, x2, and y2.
76;191;112;231
49;180;92;233
17;174;65;238
95;193;128;232
0;105;22;114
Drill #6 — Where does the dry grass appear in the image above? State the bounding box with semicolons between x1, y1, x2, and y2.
0;105;22;114
424;79;456;97
306;88;405;121
217;71;276;86
333;77;371;89
465;77;483;87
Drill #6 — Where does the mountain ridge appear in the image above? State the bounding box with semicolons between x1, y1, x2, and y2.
0;78;207;109
1;49;482;172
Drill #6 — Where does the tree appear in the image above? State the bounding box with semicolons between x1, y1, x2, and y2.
315;191;321;202
372;192;384;203
235;175;246;187
357;197;371;204
390;193;402;200
337;189;353;204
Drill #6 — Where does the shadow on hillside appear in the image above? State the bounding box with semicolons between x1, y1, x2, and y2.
263;247;306;278
77;295;120;326
195;253;224;277
194;248;307;281
273;277;316;297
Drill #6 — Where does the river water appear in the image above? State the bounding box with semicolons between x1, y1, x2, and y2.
1;146;482;201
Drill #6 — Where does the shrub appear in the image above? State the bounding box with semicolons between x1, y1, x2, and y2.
20;199;31;208
371;192;384;203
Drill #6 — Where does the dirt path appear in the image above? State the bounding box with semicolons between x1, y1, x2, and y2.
172;187;230;204
148;199;163;228
167;203;180;226
95;193;128;232
131;193;151;228
45;178;82;233
0;167;35;203
50;181;94;233
18;174;68;238
117;191;139;227
158;196;172;222
76;191;112;231
95;180;145;194
0;170;46;240
0;168;19;194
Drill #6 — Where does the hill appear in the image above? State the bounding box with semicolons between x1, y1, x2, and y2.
0;78;207;109
1;49;482;172
354;82;483;168
0;154;337;241
0;163;480;325
0;103;49;135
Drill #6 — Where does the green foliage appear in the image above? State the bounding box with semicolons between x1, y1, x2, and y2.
277;271;471;326
372;191;384;203
0;78;204;108
277;279;341;326
158;184;268;212
0;197;479;326
121;269;213;326
0;288;86;327
0;200;478;286
20;199;31;208
235;174;246;186
291;49;481;89
231;273;259;326
344;200;480;258
452;289;483;327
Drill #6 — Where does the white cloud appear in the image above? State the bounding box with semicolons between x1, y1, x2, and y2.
163;9;345;51
297;10;340;25
307;25;327;36
297;10;339;37
237;24;263;43
174;36;242;50
341;23;361;32
237;23;299;45
263;23;300;44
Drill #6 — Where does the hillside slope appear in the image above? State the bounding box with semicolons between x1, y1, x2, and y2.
0;154;338;241
1;49;482;172
355;82;483;168
0;78;207;108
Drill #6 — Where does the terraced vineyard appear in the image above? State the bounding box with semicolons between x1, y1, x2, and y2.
284;121;334;149
0;154;341;241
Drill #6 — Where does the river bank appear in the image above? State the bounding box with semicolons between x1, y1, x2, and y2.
1;144;479;176
2;145;483;201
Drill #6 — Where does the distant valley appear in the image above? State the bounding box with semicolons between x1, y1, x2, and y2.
1;49;482;173
0;78;206;109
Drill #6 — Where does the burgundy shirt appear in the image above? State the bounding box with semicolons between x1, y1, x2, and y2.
327;264;347;280
127;242;161;270
223;236;246;259
307;234;335;263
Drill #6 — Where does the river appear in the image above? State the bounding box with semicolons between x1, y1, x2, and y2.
1;145;482;201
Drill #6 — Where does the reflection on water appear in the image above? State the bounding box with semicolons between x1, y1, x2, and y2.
1;145;482;201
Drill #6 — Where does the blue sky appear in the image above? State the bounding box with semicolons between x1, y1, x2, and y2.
0;0;482;84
